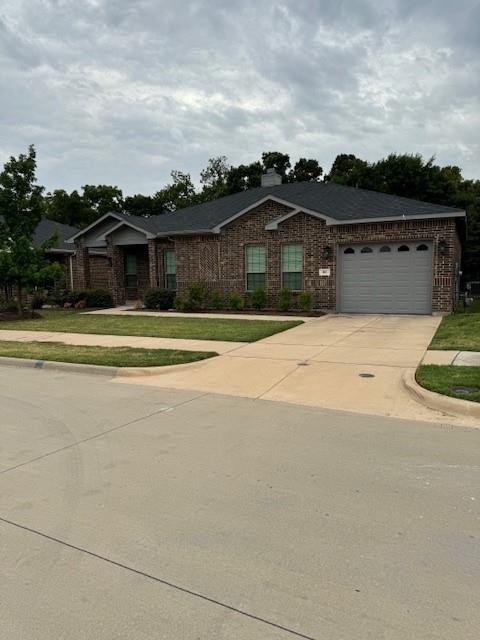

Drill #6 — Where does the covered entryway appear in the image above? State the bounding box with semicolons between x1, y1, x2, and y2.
338;241;433;314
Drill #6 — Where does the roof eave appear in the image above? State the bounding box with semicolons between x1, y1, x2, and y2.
328;210;466;226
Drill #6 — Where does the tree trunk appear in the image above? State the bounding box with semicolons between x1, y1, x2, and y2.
16;281;23;318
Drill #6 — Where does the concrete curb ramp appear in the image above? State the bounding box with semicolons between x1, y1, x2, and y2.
402;369;480;422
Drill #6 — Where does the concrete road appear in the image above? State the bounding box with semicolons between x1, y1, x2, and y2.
0;366;479;639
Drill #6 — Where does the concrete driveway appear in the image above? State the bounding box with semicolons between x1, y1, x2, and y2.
1;366;479;639
117;314;450;423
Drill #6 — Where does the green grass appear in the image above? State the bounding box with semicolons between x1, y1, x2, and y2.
0;340;217;368
0;309;302;342
416;365;480;403
429;303;480;351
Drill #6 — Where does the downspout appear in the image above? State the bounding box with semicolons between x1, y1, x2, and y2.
69;253;75;290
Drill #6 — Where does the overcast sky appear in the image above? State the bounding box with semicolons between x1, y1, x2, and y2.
1;0;479;195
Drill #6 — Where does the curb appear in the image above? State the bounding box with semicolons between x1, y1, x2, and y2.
0;356;118;377
117;358;212;377
0;354;215;378
402;369;480;420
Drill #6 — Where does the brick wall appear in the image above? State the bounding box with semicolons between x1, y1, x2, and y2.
173;201;461;313
73;200;461;313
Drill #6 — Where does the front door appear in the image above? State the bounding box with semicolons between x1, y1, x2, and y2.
124;253;138;300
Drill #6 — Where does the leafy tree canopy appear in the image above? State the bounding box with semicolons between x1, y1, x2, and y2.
0;146;63;314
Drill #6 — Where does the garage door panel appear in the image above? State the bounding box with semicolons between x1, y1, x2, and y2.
338;242;432;314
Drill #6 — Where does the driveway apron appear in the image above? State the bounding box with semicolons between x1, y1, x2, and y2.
113;314;466;424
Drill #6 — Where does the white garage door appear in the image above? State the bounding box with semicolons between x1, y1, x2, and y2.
338;241;433;314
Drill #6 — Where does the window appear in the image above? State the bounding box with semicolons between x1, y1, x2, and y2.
360;246;373;254
417;244;429;251
281;244;303;291
344;247;355;254
124;253;137;289
245;245;266;291
398;245;410;252
164;249;176;290
379;245;391;253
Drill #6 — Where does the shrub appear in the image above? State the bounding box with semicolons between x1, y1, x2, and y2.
298;291;313;313
144;288;176;310
228;292;245;311
210;290;224;310
30;293;46;310
174;295;186;311
66;289;87;305
0;300;20;313
186;281;209;311
251;287;267;310
276;288;292;312
85;289;113;308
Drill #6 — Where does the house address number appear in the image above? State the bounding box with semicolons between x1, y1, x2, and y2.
319;268;331;276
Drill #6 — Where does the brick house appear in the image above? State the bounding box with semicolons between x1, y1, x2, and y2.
33;219;110;291
67;171;466;314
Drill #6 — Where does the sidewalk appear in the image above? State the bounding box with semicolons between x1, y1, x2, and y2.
422;350;480;366
0;330;245;354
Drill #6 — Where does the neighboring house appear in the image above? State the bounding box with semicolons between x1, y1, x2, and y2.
67;170;466;314
33;219;110;291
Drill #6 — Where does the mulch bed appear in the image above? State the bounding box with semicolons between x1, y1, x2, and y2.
127;308;324;318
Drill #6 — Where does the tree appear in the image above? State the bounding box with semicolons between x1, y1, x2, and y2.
154;171;197;212
325;153;369;186
124;194;163;217
45;189;96;228
289;158;323;182
225;161;263;193
82;184;123;217
0;145;62;315
261;151;291;178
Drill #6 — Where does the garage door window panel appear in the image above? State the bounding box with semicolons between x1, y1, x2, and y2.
282;244;303;291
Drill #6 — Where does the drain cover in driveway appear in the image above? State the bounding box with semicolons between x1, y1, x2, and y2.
359;373;375;378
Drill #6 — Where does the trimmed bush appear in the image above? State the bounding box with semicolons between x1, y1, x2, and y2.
210;290;224;310
85;289;113;308
251;287;267;310
186;281;209;311
0;300;20;313
144;288;176;310
298;291;313;313
228;292;245;311
276;288;292;312
174;295;186;311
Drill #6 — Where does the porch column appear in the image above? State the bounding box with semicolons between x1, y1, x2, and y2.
75;241;90;290
107;241;125;305
148;239;159;289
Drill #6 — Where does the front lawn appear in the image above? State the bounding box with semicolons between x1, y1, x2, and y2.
429;304;480;351
0;309;302;342
0;340;216;368
416;365;480;403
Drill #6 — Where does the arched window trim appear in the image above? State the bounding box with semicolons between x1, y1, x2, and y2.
416;244;429;251
398;245;410;252
360;246;373;254
379;246;391;253
344;247;355;254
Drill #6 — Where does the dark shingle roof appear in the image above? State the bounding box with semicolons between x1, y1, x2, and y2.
34;219;80;252
125;182;464;236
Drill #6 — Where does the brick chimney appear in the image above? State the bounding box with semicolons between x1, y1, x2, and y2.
261;168;282;187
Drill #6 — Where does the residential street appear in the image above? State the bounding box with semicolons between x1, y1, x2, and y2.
0;365;478;639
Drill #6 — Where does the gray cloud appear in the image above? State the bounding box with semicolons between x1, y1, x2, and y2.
0;0;478;195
